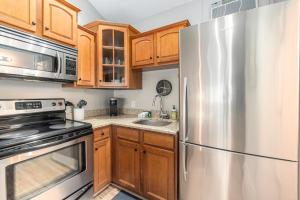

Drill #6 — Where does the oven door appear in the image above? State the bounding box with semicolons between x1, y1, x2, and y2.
0;134;93;200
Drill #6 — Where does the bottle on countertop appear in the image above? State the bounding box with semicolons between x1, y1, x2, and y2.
171;105;177;120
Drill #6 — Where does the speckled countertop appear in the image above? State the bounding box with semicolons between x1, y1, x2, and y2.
83;115;179;135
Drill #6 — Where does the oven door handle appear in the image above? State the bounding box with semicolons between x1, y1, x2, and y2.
56;51;62;78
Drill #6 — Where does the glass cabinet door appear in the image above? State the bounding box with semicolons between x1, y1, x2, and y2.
100;28;126;86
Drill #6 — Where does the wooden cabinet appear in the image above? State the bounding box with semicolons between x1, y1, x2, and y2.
132;35;154;66
156;27;181;64
94;126;111;193
142;145;175;200
112;126;177;200
43;0;79;45
114;139;141;193
77;26;96;86
0;0;37;32
132;20;190;69
84;21;142;89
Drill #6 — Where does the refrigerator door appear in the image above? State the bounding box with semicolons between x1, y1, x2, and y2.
179;0;299;161
179;142;298;200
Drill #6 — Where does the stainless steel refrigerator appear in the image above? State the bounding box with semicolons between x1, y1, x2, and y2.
179;0;300;200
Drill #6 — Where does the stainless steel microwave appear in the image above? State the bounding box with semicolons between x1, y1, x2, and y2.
0;25;77;82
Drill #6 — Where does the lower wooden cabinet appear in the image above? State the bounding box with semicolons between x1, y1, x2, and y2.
94;127;111;193
142;145;175;200
112;126;177;200
113;139;141;193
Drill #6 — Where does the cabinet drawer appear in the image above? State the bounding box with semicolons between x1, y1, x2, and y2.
143;131;175;150
94;126;111;142
116;127;140;142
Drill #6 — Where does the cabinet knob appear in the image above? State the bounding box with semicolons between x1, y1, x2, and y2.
95;148;98;151
101;132;105;136
99;80;102;82
134;149;137;152
143;150;146;154
150;57;152;59
156;56;159;58
45;27;49;31
79;78;82;81
31;21;36;25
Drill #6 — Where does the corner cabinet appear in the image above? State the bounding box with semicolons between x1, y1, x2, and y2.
84;21;142;89
132;20;190;70
43;0;79;45
77;26;96;86
0;0;37;32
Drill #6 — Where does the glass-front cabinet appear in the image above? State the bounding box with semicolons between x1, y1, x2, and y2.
83;21;142;89
99;26;128;87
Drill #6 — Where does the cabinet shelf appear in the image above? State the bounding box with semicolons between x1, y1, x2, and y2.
103;45;113;49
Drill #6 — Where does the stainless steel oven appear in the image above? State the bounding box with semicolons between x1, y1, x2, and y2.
0;25;77;82
0;134;93;200
0;99;93;200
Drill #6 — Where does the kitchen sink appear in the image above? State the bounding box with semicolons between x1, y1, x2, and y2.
133;119;172;127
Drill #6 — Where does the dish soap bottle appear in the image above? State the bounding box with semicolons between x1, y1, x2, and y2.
171;105;177;120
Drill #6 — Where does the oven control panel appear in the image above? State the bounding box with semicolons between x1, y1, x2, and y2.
15;101;42;110
0;99;65;116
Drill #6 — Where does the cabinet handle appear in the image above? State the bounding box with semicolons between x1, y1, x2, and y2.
31;21;36;25
45;27;49;31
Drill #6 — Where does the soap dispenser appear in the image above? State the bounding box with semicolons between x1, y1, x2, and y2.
171;105;177;120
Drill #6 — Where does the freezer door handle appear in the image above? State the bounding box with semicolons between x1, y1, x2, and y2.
182;77;188;142
182;143;188;181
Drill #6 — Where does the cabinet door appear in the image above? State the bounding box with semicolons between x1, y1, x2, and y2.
94;138;111;193
114;139;140;193
156;27;181;64
0;0;37;32
77;28;95;86
132;34;154;66
43;0;77;45
142;145;175;200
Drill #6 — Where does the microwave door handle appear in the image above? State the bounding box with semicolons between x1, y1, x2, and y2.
56;51;61;78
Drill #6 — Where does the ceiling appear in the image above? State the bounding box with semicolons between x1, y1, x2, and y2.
88;0;194;24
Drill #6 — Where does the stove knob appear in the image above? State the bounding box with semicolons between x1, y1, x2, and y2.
58;102;63;106
52;102;57;106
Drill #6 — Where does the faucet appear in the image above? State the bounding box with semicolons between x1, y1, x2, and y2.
152;94;169;119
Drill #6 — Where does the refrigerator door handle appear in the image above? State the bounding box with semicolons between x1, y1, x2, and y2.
182;143;188;181
182;77;188;142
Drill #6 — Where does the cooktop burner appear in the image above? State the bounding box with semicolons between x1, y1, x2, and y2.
0;129;39;139
49;121;84;130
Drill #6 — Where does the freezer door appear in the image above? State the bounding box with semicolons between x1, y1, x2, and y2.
179;0;299;161
179;142;298;200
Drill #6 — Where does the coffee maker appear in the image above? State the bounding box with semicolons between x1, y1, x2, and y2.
109;98;118;116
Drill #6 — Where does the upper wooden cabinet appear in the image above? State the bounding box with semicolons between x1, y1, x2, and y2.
77;26;96;86
0;0;37;32
43;0;79;45
132;20;190;69
84;21;142;89
132;35;154;66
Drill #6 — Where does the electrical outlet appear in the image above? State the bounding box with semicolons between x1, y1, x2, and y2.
131;101;136;108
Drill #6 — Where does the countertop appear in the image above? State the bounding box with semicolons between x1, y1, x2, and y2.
83;115;179;135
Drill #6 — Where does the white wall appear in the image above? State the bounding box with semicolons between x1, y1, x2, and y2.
114;69;179;111
67;0;105;25
0;0;113;110
133;0;211;32
114;0;211;111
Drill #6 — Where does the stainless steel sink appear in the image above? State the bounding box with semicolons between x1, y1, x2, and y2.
133;119;172;127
